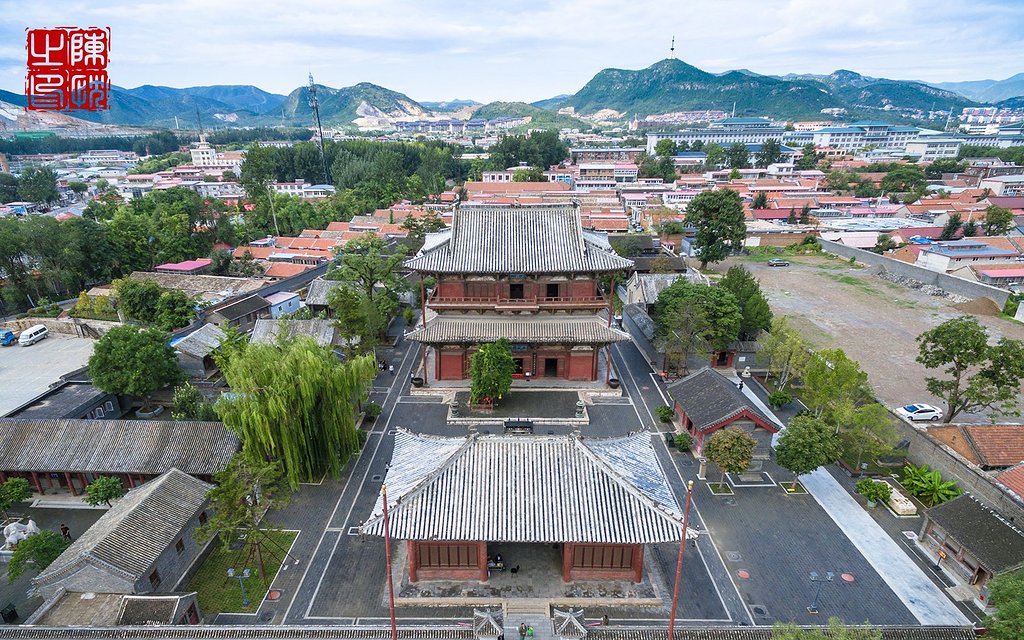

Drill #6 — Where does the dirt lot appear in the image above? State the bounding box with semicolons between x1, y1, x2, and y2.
727;254;1024;423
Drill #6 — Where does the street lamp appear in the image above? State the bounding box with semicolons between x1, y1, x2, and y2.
227;568;251;607
807;571;834;614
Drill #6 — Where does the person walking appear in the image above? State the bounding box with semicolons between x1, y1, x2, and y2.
518;623;527;639
60;523;71;541
388;364;395;376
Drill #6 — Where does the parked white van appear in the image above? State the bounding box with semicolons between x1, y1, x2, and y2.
18;324;48;346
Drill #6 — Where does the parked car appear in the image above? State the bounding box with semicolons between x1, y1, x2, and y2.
18;324;48;346
896;403;943;422
0;329;15;346
767;258;791;267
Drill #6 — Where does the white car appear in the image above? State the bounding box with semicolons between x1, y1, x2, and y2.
896;403;943;422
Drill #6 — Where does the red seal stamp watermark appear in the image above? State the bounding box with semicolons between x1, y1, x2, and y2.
25;27;111;112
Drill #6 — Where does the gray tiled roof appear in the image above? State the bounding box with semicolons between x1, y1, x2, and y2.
404;204;634;274
360;429;684;544
251;319;336;347
173;323;226;358
305;277;341;307
209;294;269;321
406;316;630;344
0;419;239;475
665;367;777;433
927;494;1024;573
34;469;212;588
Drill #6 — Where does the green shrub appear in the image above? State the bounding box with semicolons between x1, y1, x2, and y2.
402;307;414;325
656;405;676;423
901;463;961;506
674;433;693;450
364;402;383;419
768;390;792;408
856;478;892;504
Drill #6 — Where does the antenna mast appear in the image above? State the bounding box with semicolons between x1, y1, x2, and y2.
308;73;331;185
670;36;675;59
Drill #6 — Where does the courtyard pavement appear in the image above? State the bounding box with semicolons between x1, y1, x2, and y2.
0;335;94;415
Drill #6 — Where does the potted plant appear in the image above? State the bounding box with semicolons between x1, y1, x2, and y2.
364;402;383;422
856;478;891;508
674;432;693;451
656;405;676;423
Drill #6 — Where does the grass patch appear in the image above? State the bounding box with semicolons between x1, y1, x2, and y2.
187;529;298;616
783;483;808;494
707;482;734;495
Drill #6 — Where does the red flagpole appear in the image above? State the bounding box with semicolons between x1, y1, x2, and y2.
667;480;694;640
382;485;397;640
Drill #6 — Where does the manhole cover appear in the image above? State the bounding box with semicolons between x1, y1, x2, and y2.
371;475;383;482
737;570;750;579
726;551;742;562
724;498;737;506
751;605;768;617
258;610;275;624
267;590;283;601
841;573;855;583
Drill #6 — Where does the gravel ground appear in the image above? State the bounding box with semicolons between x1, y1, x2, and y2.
727;254;1024;423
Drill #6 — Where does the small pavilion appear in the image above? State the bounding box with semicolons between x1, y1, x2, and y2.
360;429;686;583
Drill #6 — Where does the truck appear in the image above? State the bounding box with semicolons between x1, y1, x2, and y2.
0;329;15;346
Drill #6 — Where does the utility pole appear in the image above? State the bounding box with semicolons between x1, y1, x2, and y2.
308;73;331;185
667;480;694;640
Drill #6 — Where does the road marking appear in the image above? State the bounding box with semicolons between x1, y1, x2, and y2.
612;344;656;425
285;344;418;622
650;372;672;405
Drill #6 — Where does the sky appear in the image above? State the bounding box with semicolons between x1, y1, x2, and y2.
2;0;1023;103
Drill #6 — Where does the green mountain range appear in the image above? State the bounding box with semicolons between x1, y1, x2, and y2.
559;59;979;120
264;82;427;127
931;73;1024;103
473;101;586;129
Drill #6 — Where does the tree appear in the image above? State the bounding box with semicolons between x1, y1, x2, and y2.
796;144;820;170
195;455;291;580
751;192;769;209
754;139;784;168
84;476;126;507
844;402;897;471
469;339;515;405
172;382;218;421
925;158;966;179
799;204;811;225
328;283;396;355
704;428;757;487
331;234;407;302
871;233;898;254
67;181;88;196
703;143;724;168
774;415;841;490
985;205;1014;236
656;297;710;376
939;212;962;240
88;325;181;402
759;317;811;391
654;139;678;158
880;165;927;194
801;348;870;424
917;316;1024;422
655;281;742;354
17;167;59;205
985;569;1024;639
239;142;281;236
684;189;747;269
726;143;750;169
0;173;17;202
8;530;69;583
962;219;979;237
113;277;163;323
719;266;772;340
512;167;546;182
154;290;197;331
0;478;32;517
215;337;376;489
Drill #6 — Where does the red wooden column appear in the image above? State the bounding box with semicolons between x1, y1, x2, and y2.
632;544;644;583
407;541;419;583
0;471;6;483
125;474;135;489
64;472;77;496
562;543;574;582
29;471;43;495
477;541;488;582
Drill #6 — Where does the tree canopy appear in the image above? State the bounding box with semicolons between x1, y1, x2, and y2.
985;205;1014;236
7;530;69;583
985;569;1024;639
704;428;757;486
469;339;516;405
84;476;126;507
655;281;742;356
917;316;1024;422
215;337;376;489
684;189;747;269
754;139;784;168
718;266;773;340
88;325;181;400
774;415;841;489
17;167;59;205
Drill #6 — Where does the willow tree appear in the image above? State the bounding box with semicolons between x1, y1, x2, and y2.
216;337;376;489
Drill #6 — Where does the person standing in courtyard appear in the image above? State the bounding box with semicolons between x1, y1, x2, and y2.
60;523;71;541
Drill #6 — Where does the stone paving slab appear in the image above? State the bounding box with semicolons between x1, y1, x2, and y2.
454;391;581;419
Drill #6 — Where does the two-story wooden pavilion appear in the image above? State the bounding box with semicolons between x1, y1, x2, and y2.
404;203;633;382
360;429;686;583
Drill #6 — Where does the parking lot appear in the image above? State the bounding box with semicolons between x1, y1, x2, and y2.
732;254;1024;422
0;334;95;415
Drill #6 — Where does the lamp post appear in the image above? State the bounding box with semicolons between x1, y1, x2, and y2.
807;571;834;614
227;568;251;608
667;480;694;640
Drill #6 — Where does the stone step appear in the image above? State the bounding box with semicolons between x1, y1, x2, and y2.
503;599;549;616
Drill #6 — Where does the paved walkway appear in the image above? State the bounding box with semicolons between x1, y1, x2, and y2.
799;468;969;626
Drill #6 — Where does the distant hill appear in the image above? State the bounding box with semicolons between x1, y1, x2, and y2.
531;94;572;110
473;101;587;129
558;60;980;121
419;99;480;111
122;85;286;114
996;96;1024;110
264;82;427;127
931;73;1024;103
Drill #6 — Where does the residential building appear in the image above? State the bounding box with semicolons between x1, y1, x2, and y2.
172;324;227;379
915;239;1020;272
811;121;920;152
646;126;787;154
191;181;244;199
264;291;301;318
980;175;1024;197
154;258;212;275
251;318;338;348
32;469;214;602
360;429;687;583
206;294;270;333
3;374;121;421
404;203;633;382
304;277;340;316
905;138;963;161
570;147;645;163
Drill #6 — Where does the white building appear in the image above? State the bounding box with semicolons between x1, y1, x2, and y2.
904;138;963;162
811;121;920;152
979;175;1024;197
